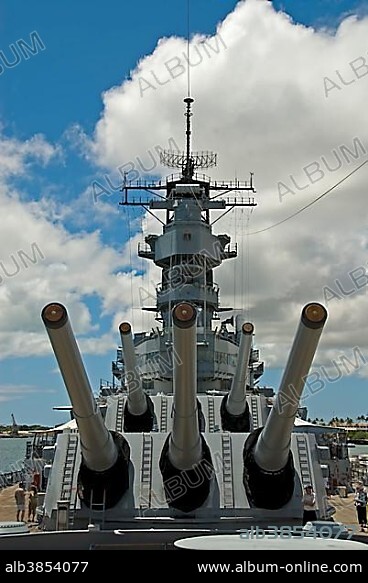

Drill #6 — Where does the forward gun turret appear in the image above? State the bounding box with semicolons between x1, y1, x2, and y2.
243;302;328;509
42;303;130;508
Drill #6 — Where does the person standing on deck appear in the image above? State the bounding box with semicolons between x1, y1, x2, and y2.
302;485;317;526
27;484;38;523
354;481;367;532
14;482;26;522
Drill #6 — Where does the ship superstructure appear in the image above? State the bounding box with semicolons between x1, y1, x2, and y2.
25;98;338;543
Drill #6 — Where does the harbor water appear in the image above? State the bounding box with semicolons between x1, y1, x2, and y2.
348;444;368;457
0;438;29;473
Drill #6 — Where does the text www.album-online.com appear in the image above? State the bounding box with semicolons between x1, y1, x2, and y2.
197;561;363;574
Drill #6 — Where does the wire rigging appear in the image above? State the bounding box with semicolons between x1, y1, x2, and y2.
127;207;134;325
247;159;368;236
140;213;145;332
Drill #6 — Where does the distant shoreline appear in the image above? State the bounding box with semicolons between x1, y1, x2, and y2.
0;435;32;439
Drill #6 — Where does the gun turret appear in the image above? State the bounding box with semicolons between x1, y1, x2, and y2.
119;322;154;431
159;303;213;512
221;322;253;431
243;302;328;509
42;303;130;508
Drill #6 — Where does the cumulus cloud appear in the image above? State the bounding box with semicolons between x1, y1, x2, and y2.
0;132;61;181
0;384;55;403
2;0;368;384
0;140;156;359
83;0;368;375
0;181;157;358
76;0;368;374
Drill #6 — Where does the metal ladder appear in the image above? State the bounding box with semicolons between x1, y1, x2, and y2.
221;434;234;508
160;396;168;431
60;433;78;527
140;434;153;509
207;397;215;432
296;435;312;487
250;396;260;428
115;395;124;433
88;489;106;529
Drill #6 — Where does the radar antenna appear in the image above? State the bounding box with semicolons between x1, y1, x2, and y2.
160;97;217;180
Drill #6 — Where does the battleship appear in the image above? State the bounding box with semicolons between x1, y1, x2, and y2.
0;97;354;550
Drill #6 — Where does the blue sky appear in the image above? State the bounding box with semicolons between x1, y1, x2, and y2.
1;0;368;426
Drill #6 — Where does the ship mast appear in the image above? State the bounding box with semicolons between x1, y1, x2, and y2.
183;96;194;179
120;97;256;326
115;97;259;394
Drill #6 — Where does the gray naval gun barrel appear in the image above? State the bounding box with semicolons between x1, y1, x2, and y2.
42;303;130;509
119;322;154;432
221;322;254;432
243;302;328;509
159;303;213;513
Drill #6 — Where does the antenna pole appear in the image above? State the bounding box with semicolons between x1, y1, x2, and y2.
184;97;194;179
187;0;191;97
184;97;193;162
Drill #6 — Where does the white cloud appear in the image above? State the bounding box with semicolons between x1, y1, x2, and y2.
0;132;60;181
1;0;368;385
84;0;368;375
0;156;156;359
0;384;54;403
0;206;152;360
